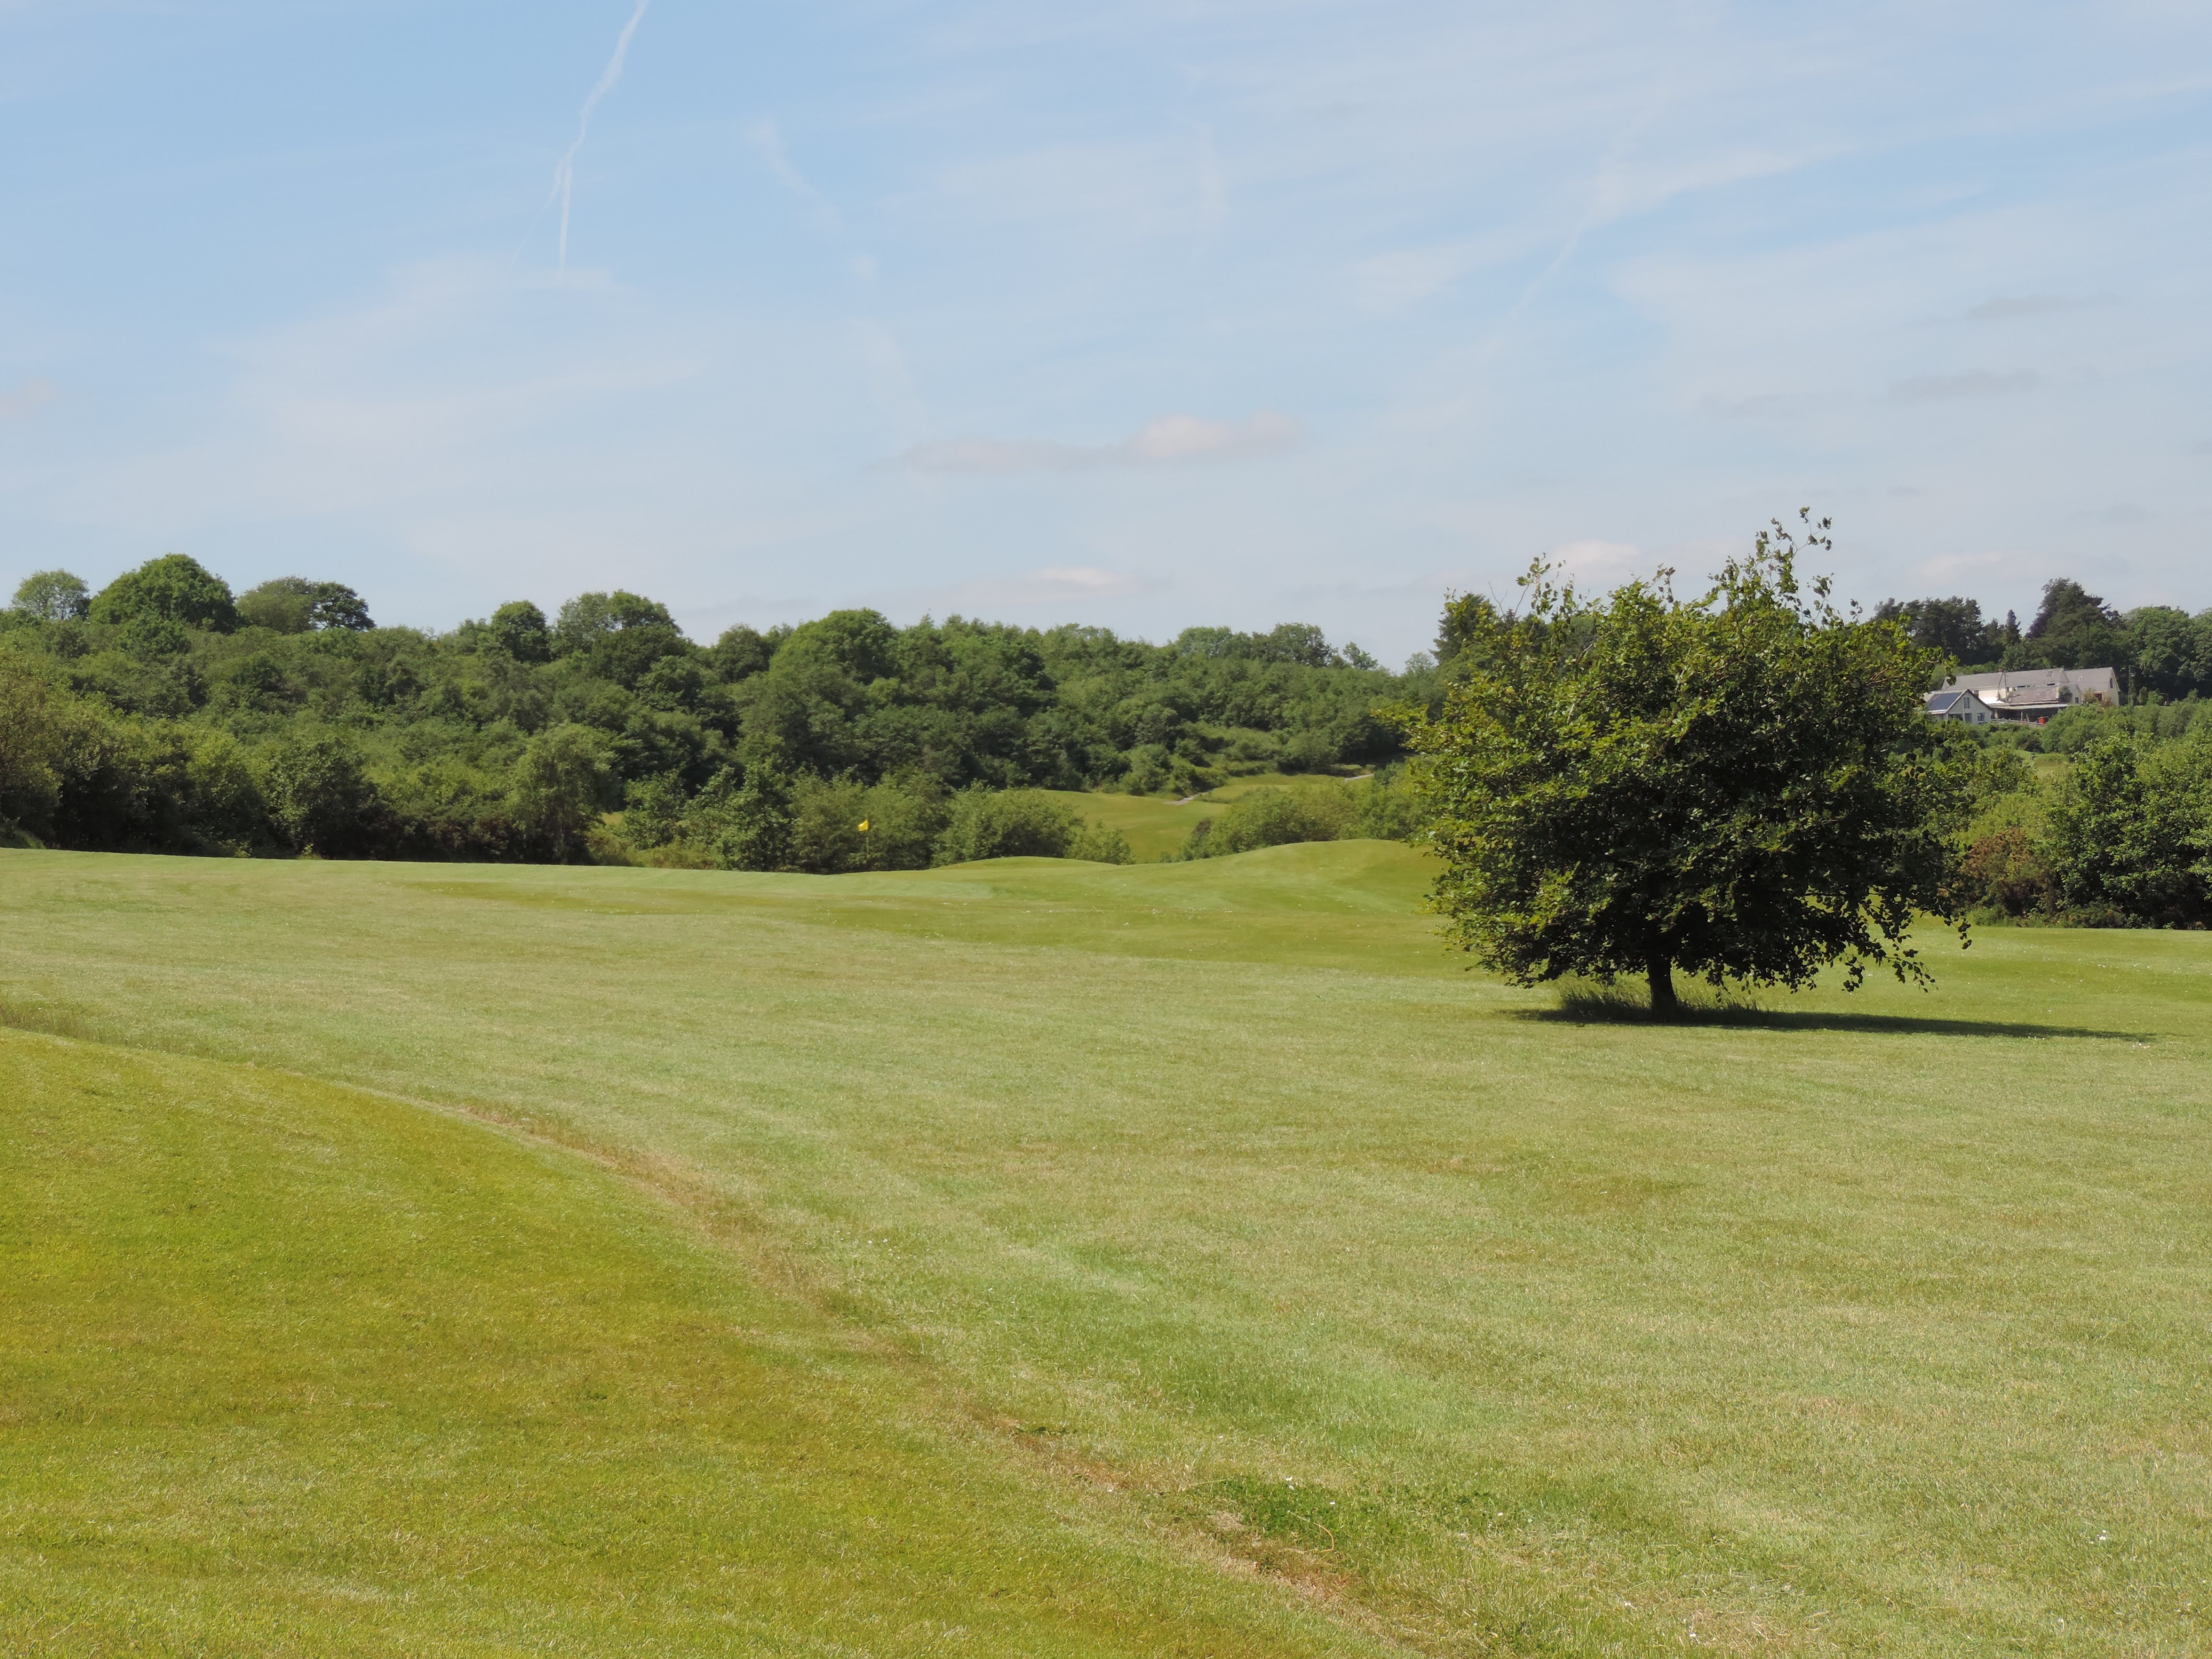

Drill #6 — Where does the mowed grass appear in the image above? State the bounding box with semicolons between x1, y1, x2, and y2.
0;1031;1380;1657
1036;789;1206;860
4;843;2210;1655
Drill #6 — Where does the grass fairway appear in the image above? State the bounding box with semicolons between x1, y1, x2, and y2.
4;843;2210;1655
0;1032;1376;1657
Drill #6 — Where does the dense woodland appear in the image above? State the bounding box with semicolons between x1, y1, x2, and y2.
4;554;2208;926
0;555;1423;869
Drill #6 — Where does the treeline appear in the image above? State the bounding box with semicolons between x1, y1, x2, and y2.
1859;582;2211;929
0;555;1423;867
1954;736;2212;930
1870;578;2212;928
1873;576;2212;699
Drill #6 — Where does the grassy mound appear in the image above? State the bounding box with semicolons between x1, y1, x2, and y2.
5;842;2210;1654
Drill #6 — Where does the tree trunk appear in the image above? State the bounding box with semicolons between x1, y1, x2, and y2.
1646;955;1678;1017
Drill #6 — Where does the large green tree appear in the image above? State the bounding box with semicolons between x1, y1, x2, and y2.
1401;515;1971;1013
237;577;374;634
2019;578;2125;672
11;569;90;623
89;554;240;633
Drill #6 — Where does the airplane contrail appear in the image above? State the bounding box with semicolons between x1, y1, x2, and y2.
551;0;652;275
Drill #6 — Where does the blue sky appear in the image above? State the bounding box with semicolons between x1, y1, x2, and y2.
2;1;2207;661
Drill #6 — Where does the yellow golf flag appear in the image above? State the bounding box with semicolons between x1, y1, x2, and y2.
857;819;870;832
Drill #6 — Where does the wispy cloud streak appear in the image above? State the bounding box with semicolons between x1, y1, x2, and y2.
550;0;651;274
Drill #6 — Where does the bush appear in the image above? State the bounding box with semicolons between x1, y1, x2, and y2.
0;650;76;839
1277;729;1339;773
1180;786;1355;859
261;730;383;857
2;650;266;853
1344;771;1424;840
934;789;1077;864
506;723;615;862
1118;745;1173;796
788;775;948;873
1961;828;2056;920
2042;737;2212;928
377;756;533;862
1066;820;1133;864
621;772;689;850
182;731;269;852
700;767;796;873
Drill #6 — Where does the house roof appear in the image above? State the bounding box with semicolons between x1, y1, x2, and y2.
1946;665;2119;707
1923;688;1981;714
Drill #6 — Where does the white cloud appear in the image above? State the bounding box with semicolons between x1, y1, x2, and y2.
0;378;56;420
900;411;1301;475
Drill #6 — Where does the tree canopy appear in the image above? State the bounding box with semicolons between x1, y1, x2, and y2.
11;570;90;624
0;555;1416;865
237;577;374;634
88;554;240;634
1402;515;1972;1013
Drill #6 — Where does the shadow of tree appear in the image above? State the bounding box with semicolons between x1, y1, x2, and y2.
1512;1000;2149;1043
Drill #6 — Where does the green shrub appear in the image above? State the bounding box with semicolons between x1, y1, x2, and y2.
934;789;1076;864
1344;772;1424;840
1180;786;1354;860
0;650;73;840
1118;746;1173;795
1066;821;1134;864
261;729;383;857
1961;828;2056;920
2042;737;2212;927
788;776;948;873
701;767;795;873
506;724;615;862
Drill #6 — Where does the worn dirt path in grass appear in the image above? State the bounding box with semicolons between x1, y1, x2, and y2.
0;1026;1401;1658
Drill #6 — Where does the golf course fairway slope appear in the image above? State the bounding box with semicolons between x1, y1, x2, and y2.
3;842;2208;1656
0;1031;1381;1658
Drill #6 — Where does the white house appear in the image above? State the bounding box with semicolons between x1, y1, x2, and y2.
1922;687;1994;724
